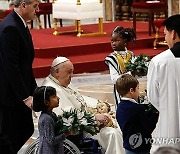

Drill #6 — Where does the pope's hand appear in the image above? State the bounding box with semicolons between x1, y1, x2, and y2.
95;113;110;124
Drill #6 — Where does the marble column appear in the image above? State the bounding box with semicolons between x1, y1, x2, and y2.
104;0;116;21
168;0;180;16
105;0;112;21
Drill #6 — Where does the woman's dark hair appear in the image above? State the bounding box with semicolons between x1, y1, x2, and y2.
33;86;56;112
162;14;180;38
112;26;136;43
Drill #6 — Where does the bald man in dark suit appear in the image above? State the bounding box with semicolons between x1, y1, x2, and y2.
0;0;39;153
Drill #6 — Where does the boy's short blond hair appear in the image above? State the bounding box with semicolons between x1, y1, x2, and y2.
116;74;139;97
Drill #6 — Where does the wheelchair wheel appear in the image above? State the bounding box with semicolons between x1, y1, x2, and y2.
23;138;39;154
23;138;81;154
63;139;81;154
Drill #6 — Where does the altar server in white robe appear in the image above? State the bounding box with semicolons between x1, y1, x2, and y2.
42;56;125;154
147;14;180;151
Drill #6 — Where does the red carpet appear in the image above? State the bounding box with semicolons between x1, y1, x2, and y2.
31;21;168;78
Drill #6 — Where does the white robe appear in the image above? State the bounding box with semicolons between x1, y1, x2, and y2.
42;75;97;115
147;49;180;151
42;75;125;154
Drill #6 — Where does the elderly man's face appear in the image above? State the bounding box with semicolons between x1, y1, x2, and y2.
57;60;74;87
20;0;39;21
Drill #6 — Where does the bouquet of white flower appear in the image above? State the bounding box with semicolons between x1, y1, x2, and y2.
126;54;151;76
53;108;99;136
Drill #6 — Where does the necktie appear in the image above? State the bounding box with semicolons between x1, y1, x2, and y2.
25;26;34;56
25;26;33;46
26;26;32;39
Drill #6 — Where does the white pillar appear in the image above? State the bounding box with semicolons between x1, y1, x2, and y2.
112;0;115;22
103;0;106;21
168;0;172;16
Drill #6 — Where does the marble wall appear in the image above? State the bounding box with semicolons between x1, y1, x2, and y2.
104;0;180;21
104;0;113;21
168;0;180;16
171;0;179;15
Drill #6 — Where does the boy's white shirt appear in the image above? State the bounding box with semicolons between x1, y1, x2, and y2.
121;97;138;104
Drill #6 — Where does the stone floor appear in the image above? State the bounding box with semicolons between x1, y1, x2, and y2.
18;71;147;153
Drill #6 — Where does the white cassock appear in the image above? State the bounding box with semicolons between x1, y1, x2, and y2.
147;49;180;151
42;74;125;154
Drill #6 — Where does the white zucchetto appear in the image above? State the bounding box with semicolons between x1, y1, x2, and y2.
51;56;69;68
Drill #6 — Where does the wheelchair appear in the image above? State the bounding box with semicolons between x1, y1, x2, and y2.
23;137;102;154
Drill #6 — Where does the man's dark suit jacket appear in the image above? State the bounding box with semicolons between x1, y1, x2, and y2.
0;10;37;152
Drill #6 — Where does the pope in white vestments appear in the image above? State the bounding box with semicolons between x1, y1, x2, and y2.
147;15;180;152
42;56;125;154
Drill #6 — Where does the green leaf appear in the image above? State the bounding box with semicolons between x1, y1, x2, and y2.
125;54;150;76
53;108;99;136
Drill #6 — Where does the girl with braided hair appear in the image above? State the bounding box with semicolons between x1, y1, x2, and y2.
105;26;136;106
